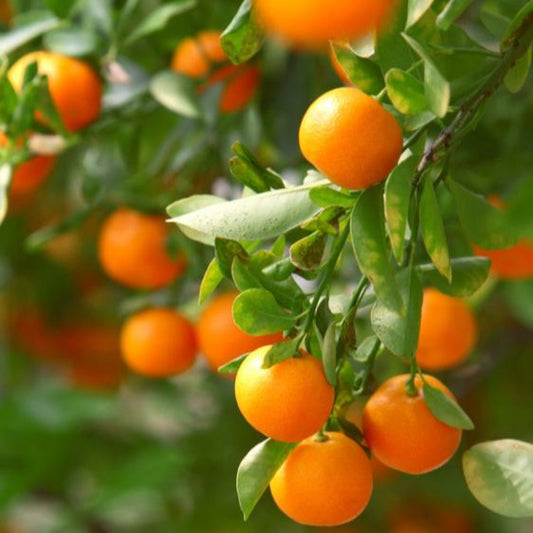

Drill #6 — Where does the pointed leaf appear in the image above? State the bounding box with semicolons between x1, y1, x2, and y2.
351;186;403;312
221;0;263;64
322;322;337;386
150;71;201;118
420;175;451;281
436;0;474;31
263;339;300;368
289;231;327;271
237;439;296;520
423;382;474;430
233;289;295;335
407;0;435;27
218;352;248;374
504;46;532;93
199;259;224;304
385;156;418;264
463;440;533;518
385;68;428;115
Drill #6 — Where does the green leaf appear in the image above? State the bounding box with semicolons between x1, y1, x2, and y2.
221;0;263;64
263;339;300;368
502;0;533;51
464;440;533;517
237;439;296;520
351;186;403;312
43;28;100;56
423;382;474;430
230;142;284;192
215;238;249;278
330;43;384;94
407;0;435;28
233;289;295;335
436;0;474;31
150;71;201;118
354;335;379;362
199;259;224;304
504;46;532;93
448;181;519;250
167;194;226;219
417;257;491;298
371;269;423;357
309;187;356;208
375;1;413;72
0;11;60;55
385;68;428;115
168;182;323;246
322;322;337;386
402;34;450;118
385;156;418;265
289;231;326;271
420;175;451;281
218;352;248;374
126;0;196;44
44;0;77;17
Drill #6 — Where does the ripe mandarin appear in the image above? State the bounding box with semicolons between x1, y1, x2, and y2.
363;374;462;474
299;87;403;189
98;208;186;289
235;346;334;442
121;308;197;377
253;0;397;48
474;242;533;279
270;432;373;526
416;288;477;371
9;51;102;131
171;31;259;113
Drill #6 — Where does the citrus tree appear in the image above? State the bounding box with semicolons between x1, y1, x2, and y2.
1;0;533;532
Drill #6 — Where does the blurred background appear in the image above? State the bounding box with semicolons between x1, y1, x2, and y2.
1;0;533;532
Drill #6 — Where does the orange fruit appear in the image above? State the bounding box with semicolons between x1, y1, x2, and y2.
171;31;259;113
120;308;197;377
299;87;403;189
363;374;462;474
235;346;334;442
253;0;396;48
98;208;186;289
474;242;533;279
9;51;102;131
196;291;284;372
0;0;11;25
0;132;55;199
416;288;477;371
270;432;373;526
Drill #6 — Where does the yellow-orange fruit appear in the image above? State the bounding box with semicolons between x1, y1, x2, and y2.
270;432;373;526
416;288;477;370
9;51;102;131
120;308;197;377
299;87;403;189
235;346;334;442
363;374;462;474
98;208;186;289
253;0;397;48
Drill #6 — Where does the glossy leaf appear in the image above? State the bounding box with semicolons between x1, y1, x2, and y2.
371;269;423;357
464;440;533;517
407;0;435;27
221;0;263;64
449;181;519;250
385;68;428;115
322;322;337;386
436;0;474;31
423;382;474;430
218;352;248;374
168;183;323;245
215;238;249;278
199;259;224;304
237;439;296;520
417;257;491;297
385;156;418;265
351;186;403;312
420;175;451;281
233;289;295;335
403;34;450;118
309;187;356;208
43;28;100;56
263;339;300;368
330;43;384;94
